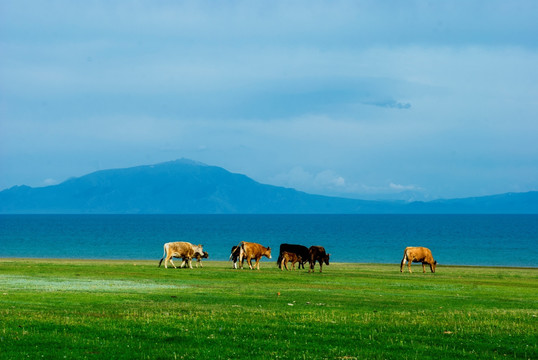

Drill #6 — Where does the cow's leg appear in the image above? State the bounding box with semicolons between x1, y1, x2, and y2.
407;260;412;273
280;258;285;271
254;257;261;270
319;260;323;273
422;262;426;273
168;256;177;269
247;256;253;270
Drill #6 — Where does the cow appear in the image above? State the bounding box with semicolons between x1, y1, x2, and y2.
276;243;310;269
158;242;204;269
229;245;242;269
171;251;209;268
280;251;302;271
308;246;330;273
400;246;437;273
237;241;272;270
192;251;209;268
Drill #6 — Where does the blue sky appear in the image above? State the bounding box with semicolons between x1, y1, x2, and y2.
1;0;537;200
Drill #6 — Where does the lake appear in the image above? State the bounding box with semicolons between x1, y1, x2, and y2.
1;214;537;267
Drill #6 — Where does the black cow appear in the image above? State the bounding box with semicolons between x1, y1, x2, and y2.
229;245;242;269
277;243;310;269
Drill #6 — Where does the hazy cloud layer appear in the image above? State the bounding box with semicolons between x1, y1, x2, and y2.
1;1;537;199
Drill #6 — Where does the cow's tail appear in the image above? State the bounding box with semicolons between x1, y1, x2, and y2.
228;242;244;261
402;247;409;261
400;247;409;272
238;241;245;259
158;243;167;267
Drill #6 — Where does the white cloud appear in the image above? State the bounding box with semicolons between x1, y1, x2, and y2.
389;183;421;191
42;178;59;186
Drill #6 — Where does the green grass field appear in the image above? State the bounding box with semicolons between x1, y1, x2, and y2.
0;259;536;359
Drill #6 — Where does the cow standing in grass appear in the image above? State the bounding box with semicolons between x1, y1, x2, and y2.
192;251;209;268
229;246;242;269
237;241;272;270
277;243;309;269
280;251;302;271
158;242;204;269
400;246;437;273
308;246;330;273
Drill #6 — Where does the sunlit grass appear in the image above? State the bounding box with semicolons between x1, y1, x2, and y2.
1;259;536;359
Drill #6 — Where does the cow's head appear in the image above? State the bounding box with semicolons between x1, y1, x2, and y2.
202;251;209;259
323;254;330;266
430;260;437;273
265;246;272;259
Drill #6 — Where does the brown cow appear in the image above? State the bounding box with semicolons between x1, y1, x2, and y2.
238;241;272;270
400;246;437;273
191;251;209;268
308;246;330;273
280;251;302;271
158;242;204;269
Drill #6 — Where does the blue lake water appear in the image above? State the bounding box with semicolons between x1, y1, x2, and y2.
0;214;537;267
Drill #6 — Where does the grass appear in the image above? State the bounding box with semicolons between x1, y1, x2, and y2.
0;259;536;359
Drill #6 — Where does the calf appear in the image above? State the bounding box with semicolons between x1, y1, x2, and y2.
158;242;204;269
191;251;209;268
280;251;302;271
238;241;272;270
400;246;437;273
277;243;309;269
308;246;330;273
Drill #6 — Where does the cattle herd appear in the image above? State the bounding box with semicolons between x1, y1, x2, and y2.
158;241;437;273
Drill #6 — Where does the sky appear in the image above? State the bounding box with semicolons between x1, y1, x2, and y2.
1;0;537;201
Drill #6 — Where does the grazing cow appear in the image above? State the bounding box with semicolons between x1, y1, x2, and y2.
237;241;272;270
277;243;310;269
229;246;242;269
280;251;302;271
158;242;204;269
308;246;330;273
191;251;209;268
400;246;437;273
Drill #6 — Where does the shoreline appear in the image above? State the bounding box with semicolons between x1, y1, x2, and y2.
2;257;537;269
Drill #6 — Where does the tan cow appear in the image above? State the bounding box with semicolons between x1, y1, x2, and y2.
400;246;437;273
280;251;302;271
158;242;204;269
238;241;272;270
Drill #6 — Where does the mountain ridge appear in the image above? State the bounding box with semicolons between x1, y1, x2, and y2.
0;159;536;214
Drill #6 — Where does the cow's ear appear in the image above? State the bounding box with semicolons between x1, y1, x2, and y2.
267;247;271;250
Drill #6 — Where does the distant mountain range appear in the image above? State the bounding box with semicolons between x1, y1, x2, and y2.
0;159;537;214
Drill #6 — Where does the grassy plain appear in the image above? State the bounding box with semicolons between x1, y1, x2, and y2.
0;259;536;359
